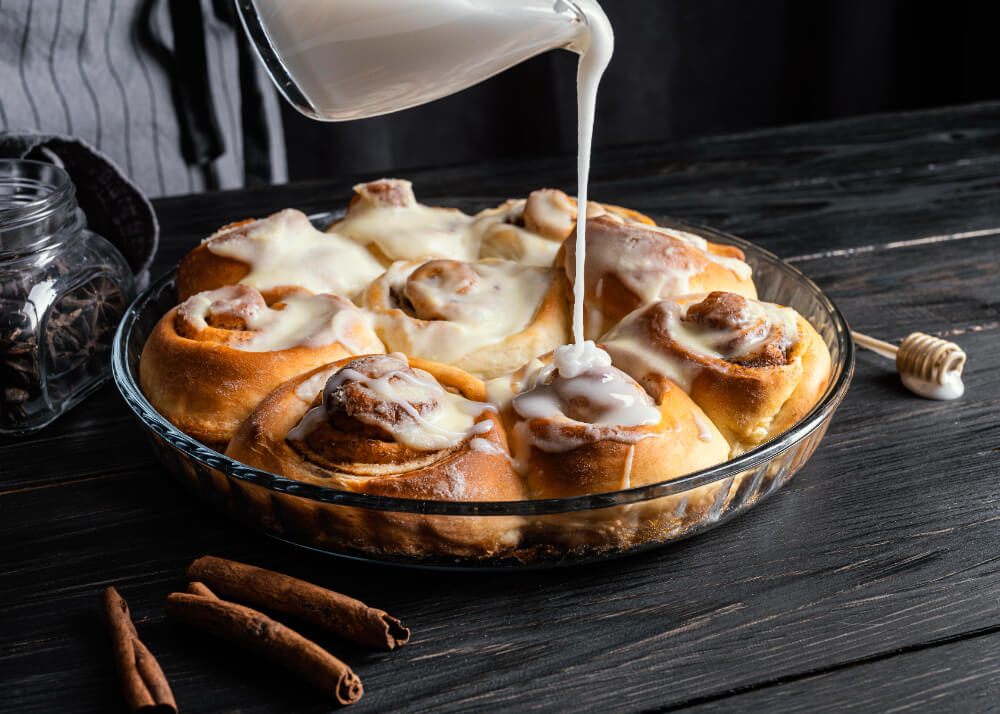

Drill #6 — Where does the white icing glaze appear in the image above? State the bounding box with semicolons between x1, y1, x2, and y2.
178;286;380;354
335;179;478;262
472;198;562;267
620;444;635;490
646;225;754;282
901;370;965;400
484;374;517;413
289;355;494;451
469;436;511;461
572;6;614;345
602;328;701;393
367;259;554;364
693;411;715;443
602;296;800;391
295;369;337;402
206;209;384;297
512;342;661;453
564;222;754;326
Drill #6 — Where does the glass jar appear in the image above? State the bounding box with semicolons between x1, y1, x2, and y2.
0;159;135;434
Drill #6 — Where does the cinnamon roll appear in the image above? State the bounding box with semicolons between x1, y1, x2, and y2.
361;257;571;379
562;215;757;339
602;291;832;454
502;342;729;499
493;342;731;552
474;188;655;267
177;209;385;302
140;286;384;449
327;179;478;264
226;354;527;557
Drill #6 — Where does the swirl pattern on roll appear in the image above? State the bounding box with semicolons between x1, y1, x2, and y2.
229;354;526;500
602;291;832;453
363;258;571;379
178;209;385;301
503;342;729;498
140;286;384;449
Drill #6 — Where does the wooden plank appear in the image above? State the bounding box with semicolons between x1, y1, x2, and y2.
1;326;996;712
5;103;1000;712
799;233;1000;340
6;227;995;494
681;629;1000;713
148;103;1000;272
0;387;156;492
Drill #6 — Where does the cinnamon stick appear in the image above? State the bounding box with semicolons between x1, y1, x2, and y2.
103;587;177;714
166;585;363;705
187;556;410;650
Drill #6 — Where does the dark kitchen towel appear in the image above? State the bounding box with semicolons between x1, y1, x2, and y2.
1;130;158;287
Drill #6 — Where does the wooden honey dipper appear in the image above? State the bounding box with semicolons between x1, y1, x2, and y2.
851;331;967;400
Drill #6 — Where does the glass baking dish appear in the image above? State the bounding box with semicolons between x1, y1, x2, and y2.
112;210;854;569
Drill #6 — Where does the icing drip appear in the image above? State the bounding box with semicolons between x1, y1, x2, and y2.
178;286;380;353
295;369;337;401
205;209;384;298
572;6;614;345
620;444;635;489
512;342;662;453
646;225;754;282
693;412;715;443
565;219;755;315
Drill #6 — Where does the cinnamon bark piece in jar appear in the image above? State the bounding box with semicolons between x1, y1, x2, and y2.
0;159;134;434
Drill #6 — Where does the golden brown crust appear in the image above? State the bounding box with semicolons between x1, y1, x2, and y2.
504;362;730;499
178;241;252;303
139;288;383;450
226;356;527;557
502;353;731;551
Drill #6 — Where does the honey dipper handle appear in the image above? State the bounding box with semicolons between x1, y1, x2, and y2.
851;331;899;360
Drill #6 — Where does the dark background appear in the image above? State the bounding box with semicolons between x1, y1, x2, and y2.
281;0;1000;182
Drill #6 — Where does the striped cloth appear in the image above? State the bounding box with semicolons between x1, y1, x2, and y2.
0;0;287;198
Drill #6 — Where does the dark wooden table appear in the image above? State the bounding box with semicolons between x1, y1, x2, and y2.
3;102;999;713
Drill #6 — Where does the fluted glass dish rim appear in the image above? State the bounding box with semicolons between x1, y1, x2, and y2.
112;210;854;518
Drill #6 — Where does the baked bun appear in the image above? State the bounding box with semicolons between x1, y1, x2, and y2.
178;209;384;302
140;286;384;449
602;291;832;453
561;215;757;339
327;178;478;264
474;188;655;267
361;258;571;379
503;343;729;498
226;354;526;557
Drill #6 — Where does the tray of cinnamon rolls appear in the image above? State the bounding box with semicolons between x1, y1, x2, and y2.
112;179;854;567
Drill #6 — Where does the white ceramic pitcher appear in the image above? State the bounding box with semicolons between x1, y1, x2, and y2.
236;0;609;121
